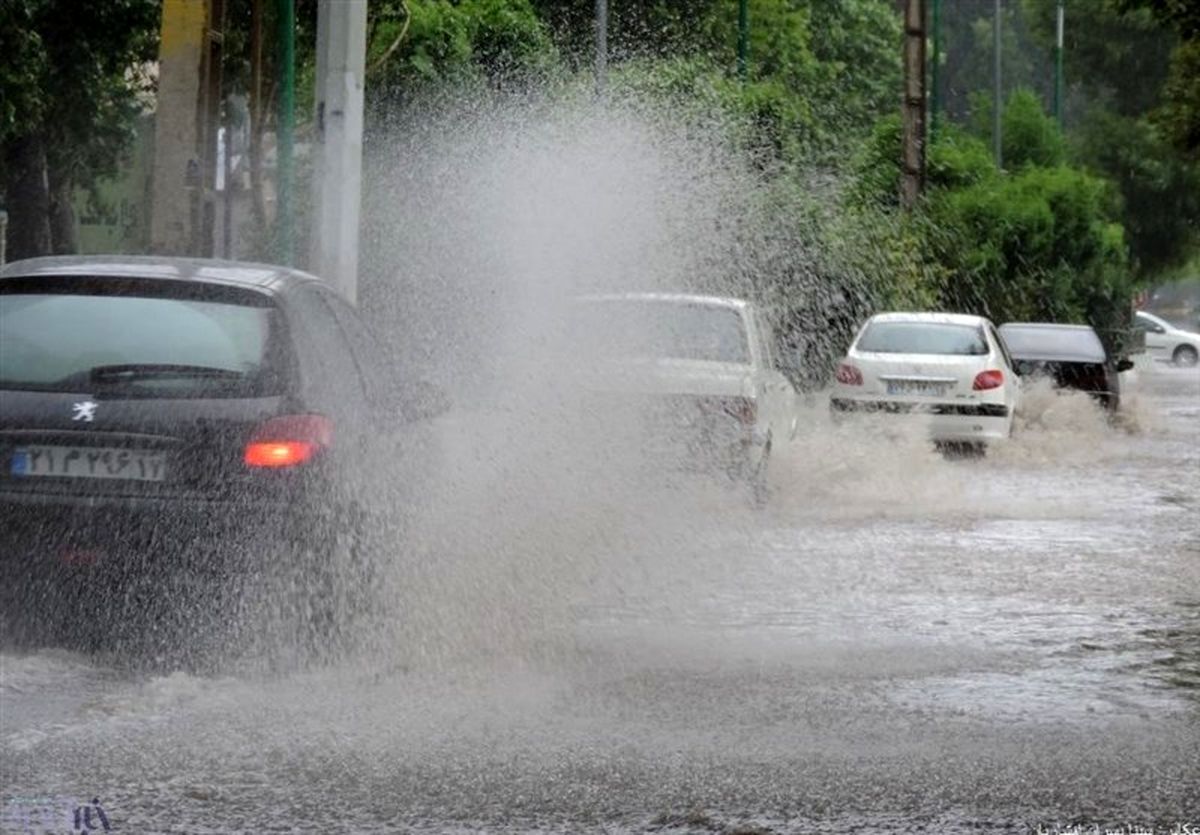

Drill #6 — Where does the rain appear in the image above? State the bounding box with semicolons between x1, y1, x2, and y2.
2;1;1200;833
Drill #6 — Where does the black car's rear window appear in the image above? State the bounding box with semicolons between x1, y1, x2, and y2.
998;325;1106;363
856;321;989;355
0;280;285;398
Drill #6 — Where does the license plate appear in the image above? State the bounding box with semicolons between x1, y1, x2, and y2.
886;380;949;397
10;445;167;482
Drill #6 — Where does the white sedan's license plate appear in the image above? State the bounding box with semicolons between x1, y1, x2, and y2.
10;445;167;482
887;380;949;397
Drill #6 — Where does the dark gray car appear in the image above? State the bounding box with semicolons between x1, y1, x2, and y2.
0;256;422;657
998;322;1133;411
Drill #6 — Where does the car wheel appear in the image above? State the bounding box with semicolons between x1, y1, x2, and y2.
287;502;379;664
748;442;771;509
1173;344;1199;367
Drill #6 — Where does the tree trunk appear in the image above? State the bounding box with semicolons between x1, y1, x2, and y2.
47;167;78;254
3;135;52;261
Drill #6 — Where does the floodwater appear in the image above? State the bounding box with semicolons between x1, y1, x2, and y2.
2;364;1198;834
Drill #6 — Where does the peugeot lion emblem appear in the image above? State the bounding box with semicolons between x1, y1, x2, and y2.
72;400;98;422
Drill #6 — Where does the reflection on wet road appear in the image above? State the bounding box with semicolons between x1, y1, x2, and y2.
2;366;1198;833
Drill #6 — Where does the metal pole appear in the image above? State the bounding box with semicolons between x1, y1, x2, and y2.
277;0;295;264
594;0;607;96
993;0;1003;168
930;0;941;144
222;123;233;257
737;0;748;81
1053;0;1064;127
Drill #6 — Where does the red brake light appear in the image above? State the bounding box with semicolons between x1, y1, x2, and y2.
836;363;863;386
244;414;333;468
972;369;1004;391
722;396;757;426
696;396;757;426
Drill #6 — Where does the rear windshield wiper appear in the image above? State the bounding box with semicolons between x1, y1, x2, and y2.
86;363;247;383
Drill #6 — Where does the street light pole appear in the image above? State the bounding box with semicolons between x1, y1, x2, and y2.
737;0;748;81
993;0;1003;168
1053;0;1065;127
930;0;941;144
276;0;295;264
594;0;607;95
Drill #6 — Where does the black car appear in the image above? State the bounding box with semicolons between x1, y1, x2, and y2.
0;256;431;657
997;322;1134;411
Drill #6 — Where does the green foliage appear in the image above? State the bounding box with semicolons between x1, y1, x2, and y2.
848;95;1131;342
1156;38;1200;159
1072;108;1200;275
367;0;559;102
848;115;997;209
928;164;1131;335
0;1;49;146
1;0;159;188
1001;88;1065;168
1022;0;1174;116
531;0;899;159
1122;0;1200;161
928;127;998;191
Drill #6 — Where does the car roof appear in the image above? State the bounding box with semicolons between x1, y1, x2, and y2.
867;311;990;327
576;292;750;311
0;255;322;294
998;322;1106;362
998;322;1099;334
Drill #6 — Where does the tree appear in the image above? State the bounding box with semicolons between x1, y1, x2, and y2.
1001;87;1066;168
1118;0;1200;159
1072;108;1200;275
365;0;558;110
1022;0;1174;118
528;0;900;158
1;0;159;260
1021;0;1199;274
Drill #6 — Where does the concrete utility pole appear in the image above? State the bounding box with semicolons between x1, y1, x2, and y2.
151;0;223;255
900;0;926;209
310;0;367;302
595;0;608;95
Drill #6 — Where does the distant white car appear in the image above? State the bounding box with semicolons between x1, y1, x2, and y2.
831;312;1020;445
573;293;797;499
1135;310;1200;367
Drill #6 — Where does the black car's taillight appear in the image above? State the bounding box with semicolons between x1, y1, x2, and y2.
244;414;333;468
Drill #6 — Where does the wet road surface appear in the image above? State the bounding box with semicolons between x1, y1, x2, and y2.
2;365;1198;833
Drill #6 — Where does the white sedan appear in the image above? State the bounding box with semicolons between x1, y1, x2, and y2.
1135;310;1200;367
573;293;798;499
830;312;1020;445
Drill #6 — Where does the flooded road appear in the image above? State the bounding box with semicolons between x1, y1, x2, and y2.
3;365;1198;834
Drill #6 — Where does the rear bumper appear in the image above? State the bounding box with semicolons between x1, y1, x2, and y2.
0;488;303;580
830;398;1009;418
830;397;1011;442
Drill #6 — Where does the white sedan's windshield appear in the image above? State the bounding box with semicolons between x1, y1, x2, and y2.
574;300;751;364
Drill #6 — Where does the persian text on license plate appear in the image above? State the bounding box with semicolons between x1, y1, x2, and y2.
886;380;949;397
10;445;167;482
